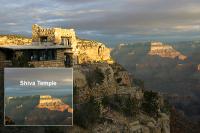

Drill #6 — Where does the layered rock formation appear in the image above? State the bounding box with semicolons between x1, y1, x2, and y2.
0;35;31;45
37;95;73;113
148;42;187;60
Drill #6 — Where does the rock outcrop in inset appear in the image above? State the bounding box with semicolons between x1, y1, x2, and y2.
37;95;73;113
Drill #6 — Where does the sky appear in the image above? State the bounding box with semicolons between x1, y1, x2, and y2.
1;0;200;47
4;68;73;96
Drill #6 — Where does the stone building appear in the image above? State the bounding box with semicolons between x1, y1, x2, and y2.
0;24;78;68
0;24;113;69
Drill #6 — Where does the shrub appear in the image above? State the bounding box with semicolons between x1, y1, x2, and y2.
45;127;63;133
87;68;104;88
102;95;139;117
12;54;34;67
74;96;100;128
133;78;144;89
102;95;110;106
141;91;159;117
124;96;139;116
161;99;171;114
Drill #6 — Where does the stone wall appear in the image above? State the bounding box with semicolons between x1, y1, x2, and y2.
32;24;55;43
29;60;64;67
32;24;77;51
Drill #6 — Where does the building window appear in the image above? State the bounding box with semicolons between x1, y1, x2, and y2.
61;37;71;46
28;50;56;61
40;36;48;43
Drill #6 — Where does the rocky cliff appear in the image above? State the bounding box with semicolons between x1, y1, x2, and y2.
148;42;187;60
73;63;137;103
73;62;170;133
0;35;31;45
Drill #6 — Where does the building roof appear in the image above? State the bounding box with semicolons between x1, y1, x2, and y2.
0;43;71;50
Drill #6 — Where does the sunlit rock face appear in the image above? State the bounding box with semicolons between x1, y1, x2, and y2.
77;38;114;64
0;35;31;45
197;64;200;71
148;42;187;60
37;95;73;113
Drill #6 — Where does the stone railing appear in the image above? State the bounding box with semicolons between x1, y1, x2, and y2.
29;60;65;67
32;42;73;49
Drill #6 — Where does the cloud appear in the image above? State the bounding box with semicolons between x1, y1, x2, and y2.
0;0;200;46
6;23;17;26
174;25;200;31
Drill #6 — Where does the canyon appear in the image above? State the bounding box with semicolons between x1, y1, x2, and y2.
112;41;200;132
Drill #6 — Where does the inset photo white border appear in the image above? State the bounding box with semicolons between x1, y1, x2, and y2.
4;67;73;126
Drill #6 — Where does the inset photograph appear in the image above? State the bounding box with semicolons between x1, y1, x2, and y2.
4;68;73;126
